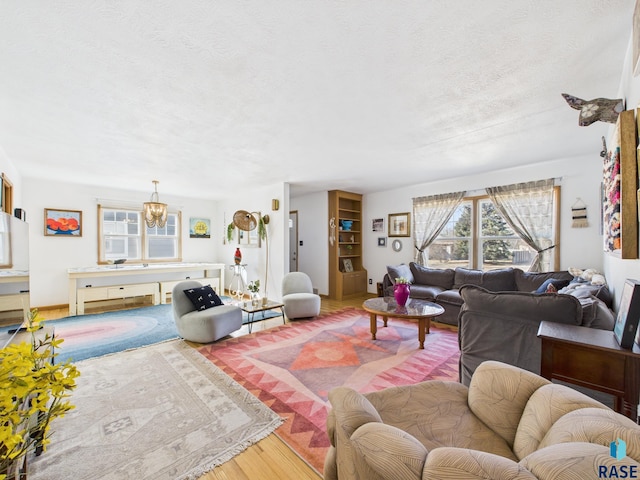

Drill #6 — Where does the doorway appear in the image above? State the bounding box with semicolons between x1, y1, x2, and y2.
289;210;298;272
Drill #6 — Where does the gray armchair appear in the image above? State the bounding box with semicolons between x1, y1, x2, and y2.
172;280;242;343
282;272;321;319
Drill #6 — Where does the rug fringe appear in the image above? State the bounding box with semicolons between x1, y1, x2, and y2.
178;417;286;480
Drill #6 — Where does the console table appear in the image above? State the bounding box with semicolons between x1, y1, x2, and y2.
0;270;30;322
68;263;225;315
538;321;640;422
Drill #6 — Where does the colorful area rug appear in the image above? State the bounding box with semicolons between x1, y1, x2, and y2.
1;302;282;363
198;307;460;474
29;340;284;480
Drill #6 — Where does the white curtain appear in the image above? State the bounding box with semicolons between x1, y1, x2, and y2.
486;178;556;272
412;191;466;265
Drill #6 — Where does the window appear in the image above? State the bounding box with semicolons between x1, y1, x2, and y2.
427;192;558;271
98;206;181;263
1;173;13;215
478;198;535;270
427;201;471;268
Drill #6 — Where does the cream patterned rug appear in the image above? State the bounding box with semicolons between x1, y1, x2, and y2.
30;340;284;480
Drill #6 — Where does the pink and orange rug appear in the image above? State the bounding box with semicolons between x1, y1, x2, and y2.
198;307;460;474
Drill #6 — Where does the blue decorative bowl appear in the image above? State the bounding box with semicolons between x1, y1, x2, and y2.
340;220;353;231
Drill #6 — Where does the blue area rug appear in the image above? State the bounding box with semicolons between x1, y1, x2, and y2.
1;301;282;363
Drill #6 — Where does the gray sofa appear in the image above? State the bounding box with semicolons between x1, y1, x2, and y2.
458;284;615;386
382;262;613;326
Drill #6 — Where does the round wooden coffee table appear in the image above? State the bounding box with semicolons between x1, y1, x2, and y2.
362;297;445;349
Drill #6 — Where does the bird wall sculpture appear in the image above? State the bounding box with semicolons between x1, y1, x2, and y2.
561;93;624;126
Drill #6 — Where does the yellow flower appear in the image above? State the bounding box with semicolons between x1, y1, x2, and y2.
0;309;79;473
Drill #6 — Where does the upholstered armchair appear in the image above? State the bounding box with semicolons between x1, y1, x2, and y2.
325;360;640;480
281;272;321;319
172;280;242;343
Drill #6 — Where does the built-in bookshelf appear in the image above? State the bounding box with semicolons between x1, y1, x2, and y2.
328;190;367;300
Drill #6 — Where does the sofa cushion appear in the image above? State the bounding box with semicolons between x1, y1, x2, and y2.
577;295;615;330
435;289;463;307
386;264;414;284
468;361;550;450
453;267;517;291
407;285;445;301
513;269;574;292
183;284;223;310
513;384;609;459
409;263;455;289
459;285;582;326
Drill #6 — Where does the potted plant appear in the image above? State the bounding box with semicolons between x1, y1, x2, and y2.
0;310;80;480
394;277;411;307
247;280;261;306
226;223;236;244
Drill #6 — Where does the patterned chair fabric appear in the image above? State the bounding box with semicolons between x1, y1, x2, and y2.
325;360;640;480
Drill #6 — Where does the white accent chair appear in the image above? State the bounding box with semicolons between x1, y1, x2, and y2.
172;280;242;343
282;272;321;319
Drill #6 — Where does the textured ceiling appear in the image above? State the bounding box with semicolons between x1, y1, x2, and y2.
0;1;635;200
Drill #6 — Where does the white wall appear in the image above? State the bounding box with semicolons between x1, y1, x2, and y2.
603;36;640;307
290;191;328;295
22;177;219;307
289;153;603;297
216;182;289;302
0;145;23;207
362;155;604;294
22;177;290;308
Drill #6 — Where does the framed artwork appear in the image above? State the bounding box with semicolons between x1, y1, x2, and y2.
377;237;387;247
602;110;638;258
189;217;211;238
614;279;640;349
44;209;82;236
372;218;384;232
388;212;411;237
342;258;354;272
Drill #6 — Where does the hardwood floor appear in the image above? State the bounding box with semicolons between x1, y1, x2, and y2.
37;293;376;480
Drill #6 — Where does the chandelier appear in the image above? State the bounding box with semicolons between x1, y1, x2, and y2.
143;180;168;228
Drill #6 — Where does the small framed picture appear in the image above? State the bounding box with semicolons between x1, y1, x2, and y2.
342;258;354;272
44;209;82;237
189;217;211;238
614;279;640;349
377;237;387;247
372;218;384;232
388;212;411;237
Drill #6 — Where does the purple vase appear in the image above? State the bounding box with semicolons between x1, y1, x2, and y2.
394;283;410;306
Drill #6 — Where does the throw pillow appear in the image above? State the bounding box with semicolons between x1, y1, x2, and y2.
535;278;571;294
386;264;414;284
183;285;223;311
453;267;517;291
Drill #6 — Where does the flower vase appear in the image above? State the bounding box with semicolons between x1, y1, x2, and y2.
251;291;261;307
234;248;242;265
394;283;410;306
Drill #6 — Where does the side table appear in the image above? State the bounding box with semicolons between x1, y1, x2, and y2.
239;300;285;333
537;321;640;423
